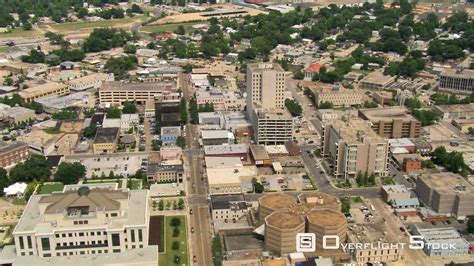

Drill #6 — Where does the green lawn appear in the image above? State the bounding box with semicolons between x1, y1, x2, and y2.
37;183;64;195
0;28;42;38
141;21;207;34
129;179;141;190
48;16;147;32
160;216;189;266
84;179;120;184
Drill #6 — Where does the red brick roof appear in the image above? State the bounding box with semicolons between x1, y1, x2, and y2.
306;63;322;73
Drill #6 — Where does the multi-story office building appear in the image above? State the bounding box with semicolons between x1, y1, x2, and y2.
92;127;120;154
359;71;395;90
358;107;422;138
250;108;293;145
246;63;293;145
246;63;286;110
322;117;389;179
1;183;157;265
309;86;363;107
415;172;474;219
67;73;114;92
19;82;69;103
0;141;29;168
98;81;178;105
439;69;474;94
146;164;184;183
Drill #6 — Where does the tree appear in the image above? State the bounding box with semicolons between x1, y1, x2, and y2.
122;101;137;114
174;255;181;264
412;110;440;126
83;28;134;53
293;69;304;80
177;198;184;210
0;168;9;197
179;98;188;124
422;160;436;169
175;25;185;35
176;136;186;148
171;241;180;250
9;155;51;183
170;217;181;227
52;109;78;120
158;200;164;211
318;101;333;109
22;22;32;30
83;124;97;139
21;49;45;63
104;55;137;80
340;197;351;213
54;162;86;184
107;107;121;118
172;227;180;237
363;102;378;108
123;44;137;54
285;99;302;116
404;98;422;109
212;235;223;266
254;182;264;193
468;216;474;234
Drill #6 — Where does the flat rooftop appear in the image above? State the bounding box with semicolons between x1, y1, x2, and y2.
201;130;229;139
382;185;410;194
255;107;293;120
360;71;395;85
359;107;419;123
0;141;27;154
204;144;248;155
441;68;474;78
418;172;474;195
328;118;386;143
297;192;339;208
435;104;474;113
415;226;469;246
250;145;270;160
94;127;119;143
259;193;296;210
266;210;304;229
205;156;243;168
247;62;284;73
100;81;175;91
306;209;346;227
161;126;181;135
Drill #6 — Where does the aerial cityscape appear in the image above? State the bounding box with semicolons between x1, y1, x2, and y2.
0;0;472;265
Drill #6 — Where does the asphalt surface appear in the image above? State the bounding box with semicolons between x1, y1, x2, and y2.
181;73;213;266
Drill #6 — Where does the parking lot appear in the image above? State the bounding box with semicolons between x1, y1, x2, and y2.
149;183;185;197
257;174;314;192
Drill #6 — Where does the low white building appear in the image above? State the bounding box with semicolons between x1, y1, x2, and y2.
3;182;27;197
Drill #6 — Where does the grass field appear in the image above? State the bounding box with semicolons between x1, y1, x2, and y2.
141;21;207;34
37;183;64;195
0;28;42;38
129;179;141;190
47;15;147;32
160;216;189;265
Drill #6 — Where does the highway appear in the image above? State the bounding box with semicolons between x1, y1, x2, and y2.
180;72;213;266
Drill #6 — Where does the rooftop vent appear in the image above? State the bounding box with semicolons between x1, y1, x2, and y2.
78;186;90;196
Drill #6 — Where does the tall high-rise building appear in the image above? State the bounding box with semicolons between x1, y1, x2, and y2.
246;63;286;110
322;117;389;180
246;63;293;145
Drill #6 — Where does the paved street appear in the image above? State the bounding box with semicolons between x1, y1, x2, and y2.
299;146;381;198
181;72;213;266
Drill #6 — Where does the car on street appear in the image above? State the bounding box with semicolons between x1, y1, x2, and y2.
193;256;198;262
191;227;195;233
189;209;193;215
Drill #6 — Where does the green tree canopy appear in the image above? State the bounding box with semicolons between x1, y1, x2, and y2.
54;162;86;185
